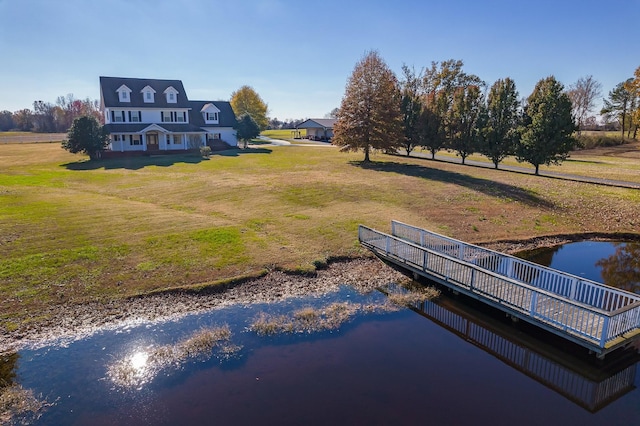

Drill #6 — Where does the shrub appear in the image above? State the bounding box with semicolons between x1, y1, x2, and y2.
199;146;212;158
575;134;627;150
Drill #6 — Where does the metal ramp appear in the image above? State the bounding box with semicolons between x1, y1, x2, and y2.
359;221;640;358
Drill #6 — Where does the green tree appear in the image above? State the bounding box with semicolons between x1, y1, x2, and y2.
416;99;443;159
399;65;423;156
422;59;483;155
517;76;577;175
478;78;520;169
234;113;260;149
601;80;635;139
333;51;403;162
449;85;483;164
230;85;269;131
61;115;109;160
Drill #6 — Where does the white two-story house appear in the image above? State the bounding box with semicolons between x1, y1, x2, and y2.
100;76;238;153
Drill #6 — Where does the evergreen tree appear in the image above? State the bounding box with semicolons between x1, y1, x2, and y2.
333;51;403;162
61;115;109;160
478;78;520;169
234;113;260;149
517;77;577;175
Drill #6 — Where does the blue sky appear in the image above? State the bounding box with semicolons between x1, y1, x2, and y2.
0;0;638;120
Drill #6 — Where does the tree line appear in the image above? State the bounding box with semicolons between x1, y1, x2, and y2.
332;51;640;174
0;94;102;133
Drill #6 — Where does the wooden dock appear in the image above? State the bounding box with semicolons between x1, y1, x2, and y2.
359;221;640;358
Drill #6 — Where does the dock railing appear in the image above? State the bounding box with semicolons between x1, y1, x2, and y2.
359;223;640;354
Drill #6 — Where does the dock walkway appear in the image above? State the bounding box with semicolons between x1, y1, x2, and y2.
359;221;640;358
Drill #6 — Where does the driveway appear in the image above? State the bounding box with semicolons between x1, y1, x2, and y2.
406;151;640;190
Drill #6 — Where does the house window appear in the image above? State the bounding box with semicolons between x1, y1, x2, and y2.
128;111;141;122
117;85;131;102
169;135;181;145
162;111;186;123
142;88;155;103
130;135;142;146
169;93;174;101
111;110;125;122
112;134;122;142
206;112;218;121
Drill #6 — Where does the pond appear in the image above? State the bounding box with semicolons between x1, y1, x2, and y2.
2;242;640;425
518;241;640;294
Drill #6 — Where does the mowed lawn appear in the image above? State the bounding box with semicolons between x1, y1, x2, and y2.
1;143;640;329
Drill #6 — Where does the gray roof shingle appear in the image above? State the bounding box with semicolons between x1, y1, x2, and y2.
189;101;237;128
296;118;336;129
100;76;191;108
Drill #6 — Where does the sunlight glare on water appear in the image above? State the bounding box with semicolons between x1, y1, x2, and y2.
129;351;148;372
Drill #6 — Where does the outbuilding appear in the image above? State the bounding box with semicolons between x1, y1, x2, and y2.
295;118;336;141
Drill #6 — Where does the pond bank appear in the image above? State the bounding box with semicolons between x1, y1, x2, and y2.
0;258;405;354
3;233;640;354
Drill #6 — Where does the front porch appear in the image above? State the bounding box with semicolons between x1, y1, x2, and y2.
107;124;206;153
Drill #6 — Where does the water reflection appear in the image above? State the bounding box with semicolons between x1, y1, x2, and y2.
518;241;640;294
1;352;53;423
107;325;241;389
411;294;640;412
596;242;640;294
0;352;19;388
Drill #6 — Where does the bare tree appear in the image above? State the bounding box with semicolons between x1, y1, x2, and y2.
567;76;602;134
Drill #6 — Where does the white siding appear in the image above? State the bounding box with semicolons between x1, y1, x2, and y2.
203;127;237;147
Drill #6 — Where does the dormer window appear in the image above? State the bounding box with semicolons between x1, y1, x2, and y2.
200;103;220;124
116;84;132;102
141;85;156;103
164;86;179;104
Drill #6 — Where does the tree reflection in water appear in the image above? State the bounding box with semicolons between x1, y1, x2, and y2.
0;352;18;388
596;242;640;294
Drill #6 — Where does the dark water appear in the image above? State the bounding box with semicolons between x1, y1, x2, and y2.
519;241;640;294
3;242;640;425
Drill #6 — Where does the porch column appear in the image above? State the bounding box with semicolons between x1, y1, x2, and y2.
183;134;187;150
141;133;147;151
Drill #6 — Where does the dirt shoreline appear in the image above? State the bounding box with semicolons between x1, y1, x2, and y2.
1;235;635;354
0;258;406;354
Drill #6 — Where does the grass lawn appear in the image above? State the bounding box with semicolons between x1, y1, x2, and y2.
261;129;306;141
412;140;640;183
1;143;639;330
